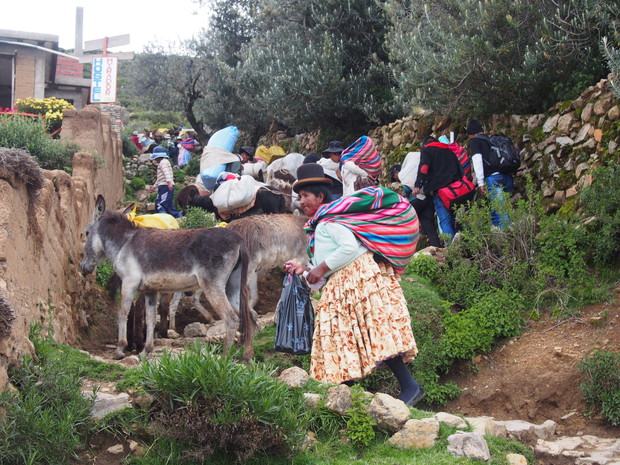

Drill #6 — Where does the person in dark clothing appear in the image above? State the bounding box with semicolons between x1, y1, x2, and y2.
412;136;463;242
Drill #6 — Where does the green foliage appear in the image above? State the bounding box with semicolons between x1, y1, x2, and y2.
130;176;146;191
345;387;376;448
137;343;309;461
0;115;78;170
407;254;441;282
173;167;186;184
579;350;620;426
121;127;140;157
15;97;74;133
184;154;201;177
180;206;217;229
0;325;94;464
95;258;115;288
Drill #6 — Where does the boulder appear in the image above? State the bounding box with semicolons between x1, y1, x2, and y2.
447;431;491;461
387;417;440;450
434;412;468;429
325;384;353;416
89;391;131;419
184;322;207;338
367;393;411;433
278;366;309;388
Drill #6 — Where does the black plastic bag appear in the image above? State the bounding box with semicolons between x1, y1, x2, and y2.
274;273;314;355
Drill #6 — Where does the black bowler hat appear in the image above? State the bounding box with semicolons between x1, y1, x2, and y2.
321;140;345;157
292;163;332;193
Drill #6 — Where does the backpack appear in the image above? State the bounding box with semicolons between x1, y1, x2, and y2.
475;135;520;175
437;176;476;212
447;142;472;180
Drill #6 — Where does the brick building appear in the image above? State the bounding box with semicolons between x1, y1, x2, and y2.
0;29;90;110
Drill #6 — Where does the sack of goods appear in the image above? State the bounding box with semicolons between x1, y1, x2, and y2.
274;273;314;355
437;176;476;211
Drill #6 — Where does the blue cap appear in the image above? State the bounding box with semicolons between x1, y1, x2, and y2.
149;146;169;160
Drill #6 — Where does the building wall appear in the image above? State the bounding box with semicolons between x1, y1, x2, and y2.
13;54;36;101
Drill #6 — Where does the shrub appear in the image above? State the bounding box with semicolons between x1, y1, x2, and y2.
579;350;620;426
137;343;309;462
95;258;115;287
407;254;440;282
121;128;140;157
0;325;94;464
0;115;78;170
345;387;376;448
184;155;201;177
15;97;74;134
130;177;146;191
173;168;186;184
181;206;217;229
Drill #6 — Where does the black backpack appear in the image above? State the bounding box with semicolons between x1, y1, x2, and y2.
475;134;521;175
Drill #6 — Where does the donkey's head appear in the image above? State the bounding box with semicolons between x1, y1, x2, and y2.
80;195;108;275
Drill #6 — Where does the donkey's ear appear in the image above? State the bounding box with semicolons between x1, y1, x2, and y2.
94;195;106;221
121;203;135;216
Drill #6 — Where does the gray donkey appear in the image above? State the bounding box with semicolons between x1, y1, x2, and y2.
80;195;256;360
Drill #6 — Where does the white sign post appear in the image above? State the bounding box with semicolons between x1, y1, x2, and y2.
90;56;118;103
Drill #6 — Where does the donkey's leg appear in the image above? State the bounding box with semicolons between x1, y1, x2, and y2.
247;268;260;311
192;290;215;323
200;280;239;356
226;259;255;361
157;293;172;338
142;293;158;357
116;284;137;359
169;292;182;331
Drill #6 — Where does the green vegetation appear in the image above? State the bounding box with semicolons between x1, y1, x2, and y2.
0;115;79;170
95;258;115;288
180;205;218;229
579;350;620;426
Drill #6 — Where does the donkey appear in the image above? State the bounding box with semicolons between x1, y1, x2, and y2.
80;195;256;360
167;214;310;329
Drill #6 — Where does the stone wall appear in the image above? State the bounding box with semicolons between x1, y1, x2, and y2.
0;105;125;390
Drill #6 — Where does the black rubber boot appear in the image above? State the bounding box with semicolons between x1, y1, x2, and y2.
384;356;425;406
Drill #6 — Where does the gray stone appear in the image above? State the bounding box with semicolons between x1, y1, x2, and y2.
184;322;207;338
541;180;556;197
575;123;592;143
387;417;440;450
608;105;620;121
557;112;575;133
303;393;321;409
434;412;468;429
167;329;180;339
576;162;590;178
581;102;594;122
447;431;491;461
89;392;131;419
465;416;507;438
609;141;618;154
543;114;560;133
495;419;557;443
507;453;528;465
527;114;544;131
325;384;352;416
205;322;226;342
107;444;125;454
556;136;575;147
367;393;411;433
278;366;309;388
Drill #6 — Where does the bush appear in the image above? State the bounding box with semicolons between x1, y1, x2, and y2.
121;128;140;157
173;168;186;184
579;350;620;426
184;155;201;177
130;177;146;191
95;258;115;287
137;343;309;462
181;206;217;229
407;254;440;282
15;97;74;134
0;115;78;170
0;325;95;464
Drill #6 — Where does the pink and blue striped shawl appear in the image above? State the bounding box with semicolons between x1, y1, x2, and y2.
339;136;382;179
305;186;419;274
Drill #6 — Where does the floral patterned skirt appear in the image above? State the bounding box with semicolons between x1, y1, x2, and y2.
309;252;418;384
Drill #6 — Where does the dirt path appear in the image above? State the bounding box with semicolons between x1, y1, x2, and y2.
444;287;620;438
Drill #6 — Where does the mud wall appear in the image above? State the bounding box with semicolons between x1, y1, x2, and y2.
0;105;124;390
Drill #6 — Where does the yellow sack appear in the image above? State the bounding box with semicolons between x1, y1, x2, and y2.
254;145;286;165
126;206;179;229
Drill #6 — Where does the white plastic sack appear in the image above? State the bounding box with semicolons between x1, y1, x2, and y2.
266;153;304;181
242;160;268;179
211;175;263;212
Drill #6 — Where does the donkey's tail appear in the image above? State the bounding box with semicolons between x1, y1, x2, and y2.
238;242;257;358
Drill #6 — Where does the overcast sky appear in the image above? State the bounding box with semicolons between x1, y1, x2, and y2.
1;0;212;52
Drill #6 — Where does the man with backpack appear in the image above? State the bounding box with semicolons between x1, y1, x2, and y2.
467;119;519;229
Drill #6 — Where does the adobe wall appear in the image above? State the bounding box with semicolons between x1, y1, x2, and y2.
0;105;124;390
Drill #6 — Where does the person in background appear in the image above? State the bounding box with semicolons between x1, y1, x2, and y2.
148;147;182;218
397;154;442;247
283;163;424;406
339;136;382;195
164;133;178;166
412;136;463;243
140;131;156;153
303;152;321;165
131;131;142;151
318;140;345;200
467;119;514;229
239;146;256;164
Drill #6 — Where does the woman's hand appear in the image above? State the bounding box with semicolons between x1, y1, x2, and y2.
305;262;330;284
283;260;305;275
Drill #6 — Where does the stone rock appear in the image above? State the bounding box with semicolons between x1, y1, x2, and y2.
434;412;468;429
303;393;321;409
167;329;180;339
544;144;557;155
543;114;560;133
553;190;566;206
536;436;584;456
89;392;131;419
556;136;574;147
541;180;556;197
566;186;579;198
527;114;544;131
367;393;411;433
557;113;575;133
609;140;618;154
581;102;593;122
594;95;613;115
608;105;620;121
447;431;491;461
278;366;309;388
184;322;207;338
325;384;352;416
387;418;440;450
494;419;557;444
506;453;528;465
205;322;226;342
107;443;125;454
575;123;592;143
392;132;403;147
575;162;590;178
594;129;603;142
465;416;507;438
121;355;141;367
257;313;275;331
548;156;560;175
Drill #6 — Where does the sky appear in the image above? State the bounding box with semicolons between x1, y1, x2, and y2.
1;0;213;53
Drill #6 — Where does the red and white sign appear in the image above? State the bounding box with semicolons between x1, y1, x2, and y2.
90;57;118;103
